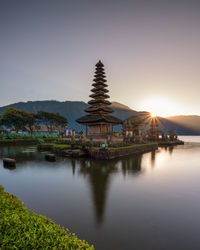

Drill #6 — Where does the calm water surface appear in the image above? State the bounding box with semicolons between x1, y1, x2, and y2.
1;136;200;250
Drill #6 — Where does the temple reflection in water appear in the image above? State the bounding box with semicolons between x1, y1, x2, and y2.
70;155;143;225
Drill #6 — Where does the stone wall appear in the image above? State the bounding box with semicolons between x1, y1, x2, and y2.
89;144;158;160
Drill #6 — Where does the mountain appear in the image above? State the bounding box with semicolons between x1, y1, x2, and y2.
0;100;199;134
111;102;132;110
165;116;200;135
156;117;200;135
0;100;139;131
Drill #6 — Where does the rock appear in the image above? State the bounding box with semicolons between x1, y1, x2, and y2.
3;158;16;168
45;154;56;161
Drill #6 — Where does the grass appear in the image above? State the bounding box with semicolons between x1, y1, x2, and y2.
108;142;157;151
39;143;71;148
0;185;94;249
90;142;158;152
53;144;71;149
0;137;58;143
0;138;38;142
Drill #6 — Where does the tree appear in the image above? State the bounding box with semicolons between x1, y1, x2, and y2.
53;113;68;137
37;111;67;136
1;108;68;137
0;115;4;134
0;114;2;127
1;108;28;132
37;111;53;133
24;113;36;136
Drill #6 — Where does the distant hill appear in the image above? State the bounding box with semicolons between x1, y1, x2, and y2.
0;100;199;134
157;117;200;135
0;100;140;131
111;102;132;110
166;116;200;134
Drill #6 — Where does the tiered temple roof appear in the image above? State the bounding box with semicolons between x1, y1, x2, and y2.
76;60;122;125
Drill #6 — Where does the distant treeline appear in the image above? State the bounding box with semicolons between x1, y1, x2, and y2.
0;108;68;136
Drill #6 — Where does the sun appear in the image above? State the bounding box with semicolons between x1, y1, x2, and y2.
137;96;180;117
150;112;158;118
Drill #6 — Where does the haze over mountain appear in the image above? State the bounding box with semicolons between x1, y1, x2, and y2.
0;100;199;135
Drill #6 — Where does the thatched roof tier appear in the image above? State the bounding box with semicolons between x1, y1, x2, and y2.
85;106;113;114
95;70;105;75
95;61;104;67
95;67;104;71
94;73;106;78
92;82;108;87
93;78;107;82
88;99;111;105
89;93;110;99
76;114;122;125
91;87;109;93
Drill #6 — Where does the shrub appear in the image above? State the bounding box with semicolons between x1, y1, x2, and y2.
0;185;94;249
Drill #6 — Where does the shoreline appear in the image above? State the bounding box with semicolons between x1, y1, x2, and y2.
38;141;184;160
0;137;58;146
0;139;184;160
88;143;158;160
158;140;184;146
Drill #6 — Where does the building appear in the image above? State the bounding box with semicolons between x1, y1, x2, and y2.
76;60;122;136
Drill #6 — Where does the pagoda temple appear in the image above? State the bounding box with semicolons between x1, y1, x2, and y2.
76;60;122;136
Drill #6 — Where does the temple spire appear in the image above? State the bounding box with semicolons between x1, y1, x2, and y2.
76;61;122;136
85;60;113;115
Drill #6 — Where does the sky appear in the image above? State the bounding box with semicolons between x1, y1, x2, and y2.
0;0;200;117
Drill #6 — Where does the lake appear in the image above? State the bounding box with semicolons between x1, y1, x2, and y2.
1;136;200;250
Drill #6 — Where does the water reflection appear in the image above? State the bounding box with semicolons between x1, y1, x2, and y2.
79;159;114;225
0;146;158;226
121;155;142;176
67;155;144;225
2;143;199;250
0;146;42;164
151;150;156;166
168;146;174;154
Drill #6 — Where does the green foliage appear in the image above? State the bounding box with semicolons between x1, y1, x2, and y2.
1;108;68;136
107;142;157;151
107;142;132;148
53;144;71;149
25;113;36;135
0;137;59;145
1;108;29;132
54;140;72;145
0;185;94;249
0;114;4;132
0;108;37;135
90;142;158;151
41;143;71;148
37;111;68;135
